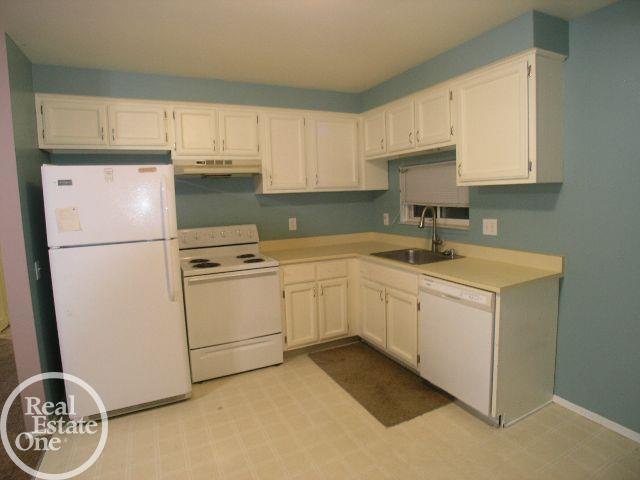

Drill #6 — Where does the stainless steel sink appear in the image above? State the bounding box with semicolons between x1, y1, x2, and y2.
371;248;462;265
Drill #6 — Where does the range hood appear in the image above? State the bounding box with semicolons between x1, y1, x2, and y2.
173;158;262;176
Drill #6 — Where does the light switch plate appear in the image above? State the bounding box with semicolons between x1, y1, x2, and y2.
288;217;297;231
383;213;390;226
483;218;498;236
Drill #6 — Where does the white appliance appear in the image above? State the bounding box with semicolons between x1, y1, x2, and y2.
173;157;261;176
419;275;495;416
42;164;191;418
179;225;283;382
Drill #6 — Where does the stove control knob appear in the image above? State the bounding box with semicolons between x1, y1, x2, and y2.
236;229;242;237
220;231;226;238
209;232;216;239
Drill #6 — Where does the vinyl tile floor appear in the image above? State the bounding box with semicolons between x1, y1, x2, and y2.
39;354;640;480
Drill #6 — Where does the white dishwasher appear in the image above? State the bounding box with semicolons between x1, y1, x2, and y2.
419;275;495;416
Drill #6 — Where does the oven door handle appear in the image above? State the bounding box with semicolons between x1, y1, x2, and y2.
186;267;279;284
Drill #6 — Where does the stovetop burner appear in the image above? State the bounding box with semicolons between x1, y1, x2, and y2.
193;262;221;268
189;258;210;263
236;253;255;259
244;258;265;264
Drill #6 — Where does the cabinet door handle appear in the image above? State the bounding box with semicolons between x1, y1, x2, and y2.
313;286;317;297
111;128;115;142
458;163;462;176
222;139;225;151
320;285;324;296
379;290;384;302
100;126;104;141
409;131;413;144
269;173;273;186
212;139;216;150
416;130;420;143
380;138;384;150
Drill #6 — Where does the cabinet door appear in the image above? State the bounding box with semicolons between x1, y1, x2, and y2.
414;88;452;147
386;288;418;367
363;110;386;157
386;100;415;153
284;282;318;348
40;99;108;147
264;113;307;191
309;116;359;189
108;104;169;147
456;59;530;183
174;108;217;155
318;278;348;341
360;280;386;349
218;110;260;157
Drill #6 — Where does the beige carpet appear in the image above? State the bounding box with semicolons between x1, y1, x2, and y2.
310;342;451;427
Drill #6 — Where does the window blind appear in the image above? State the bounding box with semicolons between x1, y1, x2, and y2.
400;161;469;207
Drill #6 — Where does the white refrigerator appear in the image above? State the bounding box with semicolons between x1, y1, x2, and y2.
42;164;191;418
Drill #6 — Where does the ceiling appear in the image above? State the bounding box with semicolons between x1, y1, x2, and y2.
0;0;614;93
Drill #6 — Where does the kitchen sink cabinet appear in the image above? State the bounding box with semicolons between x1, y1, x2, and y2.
281;260;351;350
358;260;419;368
360;279;387;349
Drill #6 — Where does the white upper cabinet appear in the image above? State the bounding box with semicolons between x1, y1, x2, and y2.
454;51;564;185
362;110;386;157
360;49;564;186
108;103;170;147
174;107;218;155
414;87;453;148
308;114;359;189
218;109;260;157
38;98;108;147
455;58;530;184
386;99;415;153
263;113;307;191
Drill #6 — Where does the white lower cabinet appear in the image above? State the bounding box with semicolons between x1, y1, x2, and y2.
360;280;387;349
282;260;350;349
318;278;349;340
359;262;419;368
284;282;318;348
385;288;418;367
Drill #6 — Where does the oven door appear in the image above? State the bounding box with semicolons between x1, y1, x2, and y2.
183;267;282;349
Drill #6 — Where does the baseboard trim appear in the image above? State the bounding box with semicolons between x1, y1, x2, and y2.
553;395;640;444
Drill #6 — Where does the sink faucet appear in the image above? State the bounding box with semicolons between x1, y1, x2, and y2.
418;206;443;253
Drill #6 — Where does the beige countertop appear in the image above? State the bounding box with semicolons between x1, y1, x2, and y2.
261;234;564;293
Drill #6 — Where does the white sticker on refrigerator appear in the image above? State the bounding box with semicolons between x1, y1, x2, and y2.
55;207;82;232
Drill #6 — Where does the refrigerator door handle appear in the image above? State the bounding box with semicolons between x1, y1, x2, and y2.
163;240;177;302
160;176;170;240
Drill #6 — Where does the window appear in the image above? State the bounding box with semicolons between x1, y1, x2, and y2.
399;161;470;229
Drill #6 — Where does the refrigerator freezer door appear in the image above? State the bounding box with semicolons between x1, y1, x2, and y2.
42;164;177;247
49;239;191;418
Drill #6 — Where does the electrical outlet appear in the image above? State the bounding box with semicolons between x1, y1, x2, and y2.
383;213;390;226
483;218;498;236
288;217;297;231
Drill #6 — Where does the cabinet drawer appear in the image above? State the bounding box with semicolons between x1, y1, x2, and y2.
282;263;316;285
316;260;348;280
359;261;418;295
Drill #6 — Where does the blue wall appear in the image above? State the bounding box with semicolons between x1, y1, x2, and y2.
360;11;568;111
32;65;360;113
6;35;62;401
373;0;640;433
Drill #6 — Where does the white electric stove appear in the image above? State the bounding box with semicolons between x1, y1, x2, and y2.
179;225;283;382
